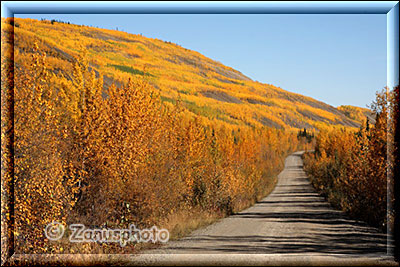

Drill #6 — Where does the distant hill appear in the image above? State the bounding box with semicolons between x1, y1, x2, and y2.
3;18;362;131
337;105;376;125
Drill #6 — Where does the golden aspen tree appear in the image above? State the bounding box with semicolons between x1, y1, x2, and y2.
303;89;391;229
14;43;79;252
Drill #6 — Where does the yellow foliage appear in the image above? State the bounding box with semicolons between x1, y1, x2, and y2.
303;89;393;230
5;41;313;254
1;18;322;254
4;17;362;132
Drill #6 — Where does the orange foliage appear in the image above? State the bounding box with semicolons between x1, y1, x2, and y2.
6;42;311;254
303;89;393;230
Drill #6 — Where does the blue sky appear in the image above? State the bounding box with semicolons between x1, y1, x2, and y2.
15;14;387;108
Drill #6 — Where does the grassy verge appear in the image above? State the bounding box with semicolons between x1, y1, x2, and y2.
136;168;280;253
45;172;280;255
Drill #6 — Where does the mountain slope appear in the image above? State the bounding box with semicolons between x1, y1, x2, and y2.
4;18;362;130
338;105;376;125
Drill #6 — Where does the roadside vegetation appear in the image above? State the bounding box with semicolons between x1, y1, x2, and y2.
303;88;398;232
2;40;313;254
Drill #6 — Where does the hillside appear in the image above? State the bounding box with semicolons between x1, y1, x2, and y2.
338;105;376;125
3;18;362;131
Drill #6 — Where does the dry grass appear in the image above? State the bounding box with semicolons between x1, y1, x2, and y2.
162;207;225;241
157;173;279;243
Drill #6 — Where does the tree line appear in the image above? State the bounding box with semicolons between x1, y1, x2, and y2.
303;88;398;232
6;44;310;253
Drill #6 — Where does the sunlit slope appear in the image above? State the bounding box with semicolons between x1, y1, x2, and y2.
4;18;361;130
338;105;376;125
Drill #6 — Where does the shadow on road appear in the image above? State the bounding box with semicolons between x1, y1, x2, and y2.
166;231;388;254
